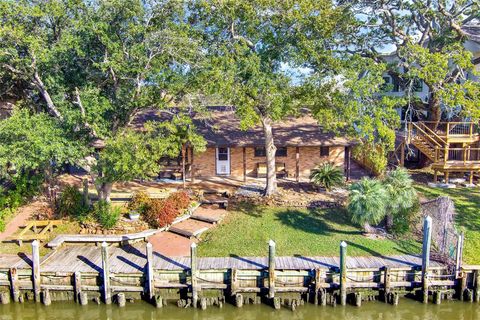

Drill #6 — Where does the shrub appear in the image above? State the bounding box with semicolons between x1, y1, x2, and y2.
57;185;89;219
168;191;191;212
127;191;151;215
348;178;389;233
143;199;177;228
93;200;120;229
309;163;344;191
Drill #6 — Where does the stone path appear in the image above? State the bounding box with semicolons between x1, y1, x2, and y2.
0;200;48;242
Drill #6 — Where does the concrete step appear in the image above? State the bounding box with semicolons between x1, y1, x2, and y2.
169;219;212;239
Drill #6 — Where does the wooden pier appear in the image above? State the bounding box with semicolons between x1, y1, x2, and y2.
0;217;478;309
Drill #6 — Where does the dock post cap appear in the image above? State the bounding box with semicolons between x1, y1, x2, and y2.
101;241;108;247
191;242;197;248
146;242;152;248
425;216;432;222
31;240;39;247
340;241;347;247
269;240;276;246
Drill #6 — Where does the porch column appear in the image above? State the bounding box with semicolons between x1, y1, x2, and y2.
400;142;405;167
243;147;247;183
295;147;300;182
191;147;195;184
345;146;351;181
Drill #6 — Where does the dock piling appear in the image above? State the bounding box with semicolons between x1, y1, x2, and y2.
421;216;432;304
32;240;41;302
475;270;480;303
9;268;19;302
190;243;198;308
101;241;111;304
339;241;347;306
74;271;82;303
145;242;154;301
268;240;276;299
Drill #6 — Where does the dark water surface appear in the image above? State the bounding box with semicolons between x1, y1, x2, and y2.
1;299;480;320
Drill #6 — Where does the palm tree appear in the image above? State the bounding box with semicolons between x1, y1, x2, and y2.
383;168;417;230
309;163;344;191
348;178;388;233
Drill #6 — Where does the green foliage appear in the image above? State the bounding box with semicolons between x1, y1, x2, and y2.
391;198;420;235
127;191;151;215
93;200;120;229
0;173;44;231
57;185;89;220
95;130;163;185
383;168;417;214
0;109;86;177
348;178;389;227
352;143;389;176
348;169;418;233
309;163;344;191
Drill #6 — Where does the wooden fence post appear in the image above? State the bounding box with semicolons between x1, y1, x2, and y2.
455;232;464;278
383;266;391;302
340;241;347;306
74;271;82;303
101;241;111;304
32;240;41;302
268;240;276;299
422;216;432;304
191;243;198;308
146;242;154;301
9;268;19;302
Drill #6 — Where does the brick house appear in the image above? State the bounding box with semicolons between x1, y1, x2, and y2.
132;106;356;181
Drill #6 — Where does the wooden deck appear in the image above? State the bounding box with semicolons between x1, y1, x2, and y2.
0;243;444;273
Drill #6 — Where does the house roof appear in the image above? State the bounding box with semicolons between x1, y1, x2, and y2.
462;23;480;43
131;106;355;147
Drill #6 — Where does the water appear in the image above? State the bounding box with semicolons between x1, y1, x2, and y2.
1;299;480;320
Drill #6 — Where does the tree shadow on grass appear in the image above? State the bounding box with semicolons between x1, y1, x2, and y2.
230;201;265;218
274;208;362;236
345;241;420;266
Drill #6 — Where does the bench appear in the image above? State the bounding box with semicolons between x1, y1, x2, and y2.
256;162;287;178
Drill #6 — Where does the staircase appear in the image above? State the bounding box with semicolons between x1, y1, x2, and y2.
403;121;480;183
407;122;446;162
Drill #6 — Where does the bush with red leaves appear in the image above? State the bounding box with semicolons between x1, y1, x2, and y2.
144;199;178;228
168;191;191;212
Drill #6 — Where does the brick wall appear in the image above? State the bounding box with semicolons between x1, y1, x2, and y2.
192;145;346;179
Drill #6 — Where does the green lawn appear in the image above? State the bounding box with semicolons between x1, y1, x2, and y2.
198;203;421;257
415;185;480;265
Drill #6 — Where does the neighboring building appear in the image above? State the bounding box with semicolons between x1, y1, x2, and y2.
380;23;480;121
131;106;356;181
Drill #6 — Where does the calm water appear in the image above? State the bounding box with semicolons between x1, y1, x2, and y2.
1;299;480;320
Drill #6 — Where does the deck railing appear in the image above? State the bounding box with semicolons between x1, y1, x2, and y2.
416;121;479;139
444;148;480;164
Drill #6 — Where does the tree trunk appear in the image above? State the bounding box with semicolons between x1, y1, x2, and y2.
181;144;186;189
363;222;374;234
386;214;394;232
428;91;442;129
261;115;277;196
32;70;63;120
95;182;113;202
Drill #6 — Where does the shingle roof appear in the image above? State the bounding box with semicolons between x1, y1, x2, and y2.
131;106;355;147
462;23;480;43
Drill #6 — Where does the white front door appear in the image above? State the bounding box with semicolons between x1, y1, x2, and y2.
216;147;230;175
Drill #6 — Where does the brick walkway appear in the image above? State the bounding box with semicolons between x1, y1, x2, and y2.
0;200;48;242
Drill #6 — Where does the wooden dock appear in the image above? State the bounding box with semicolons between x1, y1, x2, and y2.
0;241;477;309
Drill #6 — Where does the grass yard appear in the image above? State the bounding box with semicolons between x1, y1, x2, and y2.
198;203;421;257
415;185;480;265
